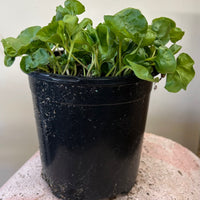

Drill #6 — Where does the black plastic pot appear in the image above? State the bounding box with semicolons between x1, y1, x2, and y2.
28;72;152;200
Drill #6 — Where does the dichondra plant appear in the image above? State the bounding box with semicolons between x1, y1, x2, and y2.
1;0;195;92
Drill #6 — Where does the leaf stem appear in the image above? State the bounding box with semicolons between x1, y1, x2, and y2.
72;55;88;70
145;56;156;61
152;48;156;57
46;43;62;74
64;45;88;71
94;48;101;76
105;63;117;77
87;54;95;76
53;65;56;74
73;63;77;76
116;38;143;76
52;44;59;53
62;41;75;75
56;61;62;74
118;39;122;70
37;66;50;73
131;38;144;55
83;67;86;76
124;68;130;75
115;66;128;76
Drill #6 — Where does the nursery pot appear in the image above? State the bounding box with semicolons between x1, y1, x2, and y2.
28;72;152;200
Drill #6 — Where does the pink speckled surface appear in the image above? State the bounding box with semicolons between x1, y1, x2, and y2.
0;133;200;200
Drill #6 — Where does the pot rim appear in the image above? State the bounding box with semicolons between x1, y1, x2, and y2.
28;72;145;86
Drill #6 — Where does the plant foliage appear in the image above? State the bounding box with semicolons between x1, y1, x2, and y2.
1;0;195;92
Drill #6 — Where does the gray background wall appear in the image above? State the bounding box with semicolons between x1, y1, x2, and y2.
0;0;199;186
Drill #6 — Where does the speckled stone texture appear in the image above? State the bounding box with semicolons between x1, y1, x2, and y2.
0;133;200;200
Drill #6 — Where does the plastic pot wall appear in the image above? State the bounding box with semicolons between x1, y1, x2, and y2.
28;72;152;200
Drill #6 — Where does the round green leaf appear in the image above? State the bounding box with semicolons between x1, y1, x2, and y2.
169;44;182;55
152;17;176;45
4;56;15;67
155;46;176;74
141;28;157;47
64;0;85;15
104;8;148;41
170;27;185;43
126;60;158;82
165;53;195;92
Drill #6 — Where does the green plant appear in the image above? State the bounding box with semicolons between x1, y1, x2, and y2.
1;0;195;92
